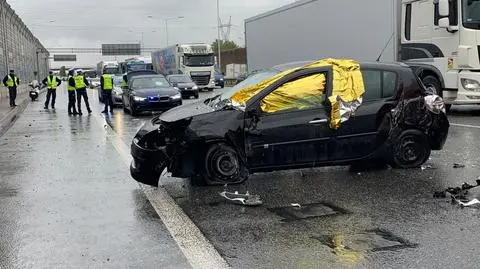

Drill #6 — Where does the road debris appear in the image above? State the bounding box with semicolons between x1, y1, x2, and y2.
219;189;263;206
434;179;480;207
421;164;433;171
291;203;302;208
453;163;466;169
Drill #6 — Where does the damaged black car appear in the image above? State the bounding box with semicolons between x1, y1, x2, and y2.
130;59;449;187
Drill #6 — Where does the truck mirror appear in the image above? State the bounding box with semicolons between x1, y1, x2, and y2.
439;0;449;17
438;17;450;28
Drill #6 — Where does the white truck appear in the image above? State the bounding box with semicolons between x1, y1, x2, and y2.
245;0;480;109
96;61;119;76
152;43;216;91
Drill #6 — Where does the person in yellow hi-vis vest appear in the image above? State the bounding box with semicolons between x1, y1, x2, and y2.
2;70;20;108
100;71;114;114
42;71;62;109
69;70;91;115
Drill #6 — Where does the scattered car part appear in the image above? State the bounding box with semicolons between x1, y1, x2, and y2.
219;190;263;206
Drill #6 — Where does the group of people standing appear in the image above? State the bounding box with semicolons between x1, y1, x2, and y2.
2;69;115;115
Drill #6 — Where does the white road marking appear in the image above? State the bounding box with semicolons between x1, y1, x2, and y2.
93;114;230;269
451;123;480;129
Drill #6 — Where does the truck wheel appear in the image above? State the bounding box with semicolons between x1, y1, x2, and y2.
422;76;442;97
391;130;431;169
193;143;248;186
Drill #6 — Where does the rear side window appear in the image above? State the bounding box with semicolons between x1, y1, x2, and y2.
361;70;397;101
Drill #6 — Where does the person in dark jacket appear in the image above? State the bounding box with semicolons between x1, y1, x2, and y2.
42;71;62;109
69;70;91;115
66;70;78;115
2;70;20;108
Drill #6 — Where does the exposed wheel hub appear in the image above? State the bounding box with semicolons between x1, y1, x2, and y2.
215;153;238;177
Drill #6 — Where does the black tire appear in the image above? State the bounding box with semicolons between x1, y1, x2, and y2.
391;130;431;169
193;143;248;186
446;104;452;112
194;94;199;99
422;76;442;97
122;97;129;114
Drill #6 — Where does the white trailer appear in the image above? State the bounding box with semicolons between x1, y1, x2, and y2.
152;44;216;90
245;0;480;108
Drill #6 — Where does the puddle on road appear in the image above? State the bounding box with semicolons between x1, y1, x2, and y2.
314;228;417;263
268;202;349;221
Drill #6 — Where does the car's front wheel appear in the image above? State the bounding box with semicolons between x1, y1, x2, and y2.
392;130;431;168
130;99;138;116
193;143;248;186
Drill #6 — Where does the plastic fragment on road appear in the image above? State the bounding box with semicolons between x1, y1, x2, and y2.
453;163;466;169
291;203;302;208
219;190;263;206
421;164;433;170
458;199;480;208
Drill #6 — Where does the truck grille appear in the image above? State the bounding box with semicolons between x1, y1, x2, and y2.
191;75;210;86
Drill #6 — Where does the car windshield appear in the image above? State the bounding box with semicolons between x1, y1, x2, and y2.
104;67;118;75
169;76;192;83
207;70;279;109
184;55;215;67
132;77;170;89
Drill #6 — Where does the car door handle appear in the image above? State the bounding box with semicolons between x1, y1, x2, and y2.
309;119;328;124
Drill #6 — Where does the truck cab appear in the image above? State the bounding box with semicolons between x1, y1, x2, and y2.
401;0;480;108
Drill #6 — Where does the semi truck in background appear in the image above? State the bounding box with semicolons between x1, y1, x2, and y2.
245;0;480;110
152;43;216;90
96;61;119;76
119;57;153;73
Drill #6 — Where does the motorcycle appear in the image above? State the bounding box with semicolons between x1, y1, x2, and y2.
28;80;40;101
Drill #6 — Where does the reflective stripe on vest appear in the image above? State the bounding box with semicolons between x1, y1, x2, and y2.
67;76;76;91
47;76;57;89
6;75;16;87
74;76;86;89
102;74;113;90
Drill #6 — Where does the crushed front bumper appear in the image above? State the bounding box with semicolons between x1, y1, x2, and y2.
130;118;169;186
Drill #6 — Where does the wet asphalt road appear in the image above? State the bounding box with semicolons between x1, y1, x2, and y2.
3;85;480;269
106;92;480;268
0;86;191;269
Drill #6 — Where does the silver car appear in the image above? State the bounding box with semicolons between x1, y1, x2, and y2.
98;75;124;106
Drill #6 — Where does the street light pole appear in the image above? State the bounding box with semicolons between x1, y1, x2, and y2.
165;19;169;47
217;0;222;72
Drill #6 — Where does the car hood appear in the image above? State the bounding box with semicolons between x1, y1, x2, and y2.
174;82;196;88
160;101;215;123
133;88;178;97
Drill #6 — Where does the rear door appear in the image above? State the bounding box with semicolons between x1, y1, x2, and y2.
245;68;334;169
330;69;399;160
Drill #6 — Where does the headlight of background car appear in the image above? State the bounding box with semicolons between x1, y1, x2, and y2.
171;93;182;100
113;87;123;95
461;78;480;92
133;96;146;102
192;85;198;90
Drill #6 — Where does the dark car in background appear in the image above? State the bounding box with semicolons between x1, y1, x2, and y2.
214;71;225;88
166;75;199;99
130;60;449;187
122;75;182;116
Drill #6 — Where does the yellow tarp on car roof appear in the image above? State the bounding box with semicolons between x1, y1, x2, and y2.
231;58;365;129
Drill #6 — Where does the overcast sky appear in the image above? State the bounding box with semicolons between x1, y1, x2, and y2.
7;0;295;68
